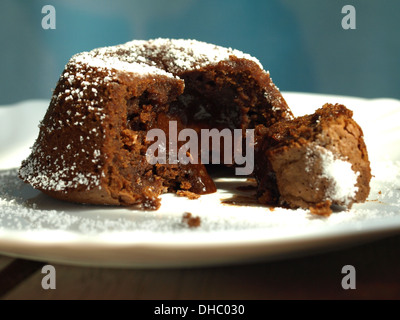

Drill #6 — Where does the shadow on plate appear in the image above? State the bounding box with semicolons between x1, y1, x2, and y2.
0;166;272;212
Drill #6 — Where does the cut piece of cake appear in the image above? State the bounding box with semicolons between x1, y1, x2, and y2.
19;38;292;208
254;103;371;215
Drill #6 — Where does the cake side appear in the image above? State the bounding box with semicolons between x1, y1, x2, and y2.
19;54;186;207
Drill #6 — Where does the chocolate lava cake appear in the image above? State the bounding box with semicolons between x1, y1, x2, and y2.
254;103;371;215
19;38;292;209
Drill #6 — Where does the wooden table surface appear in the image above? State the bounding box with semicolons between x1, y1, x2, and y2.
1;232;400;300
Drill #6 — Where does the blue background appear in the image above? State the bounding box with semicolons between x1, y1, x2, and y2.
1;0;399;104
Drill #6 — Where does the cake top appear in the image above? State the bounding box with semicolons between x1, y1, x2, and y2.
69;38;264;77
71;53;174;78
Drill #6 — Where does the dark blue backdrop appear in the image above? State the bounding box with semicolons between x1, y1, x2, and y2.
1;0;399;104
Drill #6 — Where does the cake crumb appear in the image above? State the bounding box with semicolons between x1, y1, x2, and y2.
176;190;200;200
182;212;201;228
179;181;192;190
309;200;332;217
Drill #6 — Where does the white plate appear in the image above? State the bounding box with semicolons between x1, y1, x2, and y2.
0;92;400;268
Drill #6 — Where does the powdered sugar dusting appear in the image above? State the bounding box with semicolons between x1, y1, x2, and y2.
2;160;400;235
71;52;174;78
320;148;359;205
82;38;264;74
307;146;359;205
147;38;263;72
1;158;400;267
